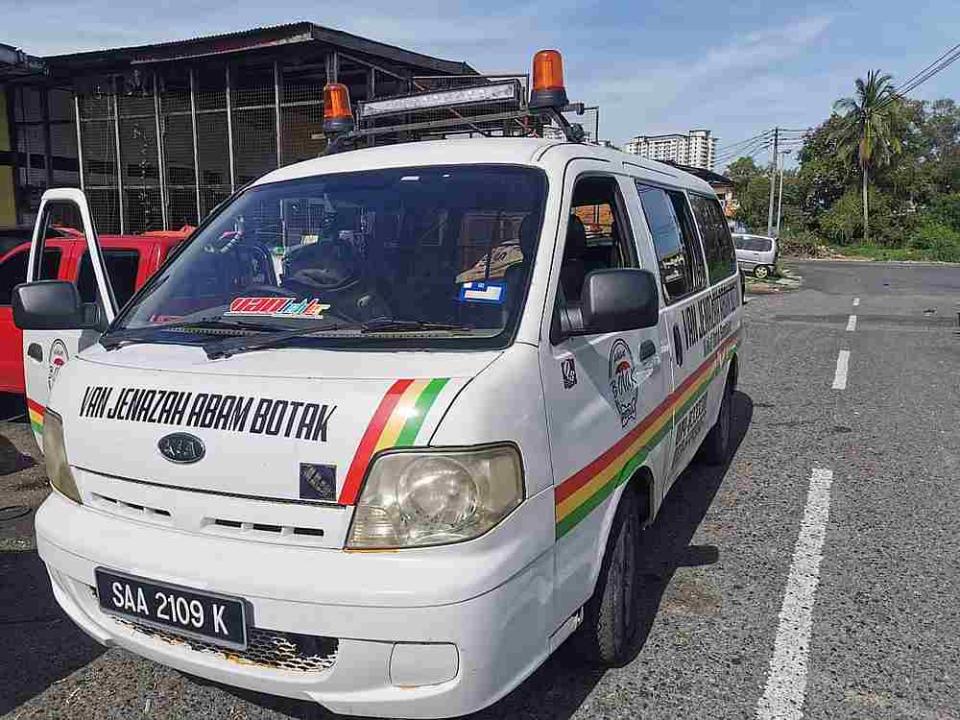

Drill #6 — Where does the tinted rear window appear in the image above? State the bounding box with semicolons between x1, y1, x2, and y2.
690;195;737;283
735;235;773;252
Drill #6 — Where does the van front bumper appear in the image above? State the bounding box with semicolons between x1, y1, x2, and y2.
36;491;555;719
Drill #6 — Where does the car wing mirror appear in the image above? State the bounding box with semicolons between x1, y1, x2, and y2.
12;280;103;331
578;268;660;335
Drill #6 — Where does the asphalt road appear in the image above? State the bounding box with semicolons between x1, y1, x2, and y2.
1;260;957;720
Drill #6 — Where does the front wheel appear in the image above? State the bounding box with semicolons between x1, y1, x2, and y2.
576;489;641;666
753;264;770;280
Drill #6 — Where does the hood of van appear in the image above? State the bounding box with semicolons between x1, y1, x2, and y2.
53;344;498;504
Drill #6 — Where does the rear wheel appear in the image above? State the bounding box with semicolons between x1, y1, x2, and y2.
753;264;770;280
577;489;641;665
700;378;734;465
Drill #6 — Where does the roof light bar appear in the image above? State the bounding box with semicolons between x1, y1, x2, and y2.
358;81;521;120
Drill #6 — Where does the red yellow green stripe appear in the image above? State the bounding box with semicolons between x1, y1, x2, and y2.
555;333;740;538
338;377;450;505
27;398;44;435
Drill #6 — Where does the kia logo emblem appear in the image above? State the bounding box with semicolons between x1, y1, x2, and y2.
158;433;205;464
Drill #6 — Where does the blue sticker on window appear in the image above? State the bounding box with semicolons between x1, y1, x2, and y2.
458;281;506;305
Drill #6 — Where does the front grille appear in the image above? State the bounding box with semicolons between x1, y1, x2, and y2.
112;617;338;673
209;517;326;542
92;493;172;521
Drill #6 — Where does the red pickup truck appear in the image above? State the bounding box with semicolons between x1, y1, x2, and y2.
0;226;191;394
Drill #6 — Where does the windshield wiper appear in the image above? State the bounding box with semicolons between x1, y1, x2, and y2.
202;323;350;360
101;318;276;351
359;319;470;333
202;319;472;360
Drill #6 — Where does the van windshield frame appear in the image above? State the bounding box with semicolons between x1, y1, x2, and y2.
109;164;548;352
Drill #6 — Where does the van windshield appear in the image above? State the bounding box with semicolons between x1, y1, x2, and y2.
114;165;546;349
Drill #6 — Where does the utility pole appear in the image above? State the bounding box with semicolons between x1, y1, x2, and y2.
775;149;792;237
766;126;779;237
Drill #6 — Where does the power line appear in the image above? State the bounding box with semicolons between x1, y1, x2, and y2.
879;42;960;109
715;129;773;155
715;134;773;163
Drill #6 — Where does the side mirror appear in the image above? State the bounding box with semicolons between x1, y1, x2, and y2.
12;281;102;331
580;268;660;334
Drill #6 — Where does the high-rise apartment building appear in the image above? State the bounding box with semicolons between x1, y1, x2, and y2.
623;129;717;170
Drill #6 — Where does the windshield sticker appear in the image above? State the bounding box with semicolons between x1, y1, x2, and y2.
78;385;335;442
458;281;505;305
609;339;638;428
225;297;331;319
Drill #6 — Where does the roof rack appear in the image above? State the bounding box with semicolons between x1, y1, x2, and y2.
320;49;592;154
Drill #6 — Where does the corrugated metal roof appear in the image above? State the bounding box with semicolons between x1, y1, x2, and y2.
42;21;476;76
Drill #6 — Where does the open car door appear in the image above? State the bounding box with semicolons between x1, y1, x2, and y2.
23;188;118;448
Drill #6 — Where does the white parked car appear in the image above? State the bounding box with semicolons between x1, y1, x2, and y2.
733;233;777;279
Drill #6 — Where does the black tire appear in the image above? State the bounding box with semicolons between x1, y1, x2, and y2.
576;488;641;666
700;378;734;465
753;264;770;280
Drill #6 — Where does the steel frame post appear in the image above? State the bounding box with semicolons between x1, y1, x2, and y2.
274;61;282;168
225;65;236;191
152;72;168;230
113;76;125;233
41;88;53;187
189;68;201;223
73;93;85;191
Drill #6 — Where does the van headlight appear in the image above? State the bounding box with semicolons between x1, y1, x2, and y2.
346;445;523;549
43;410;82;504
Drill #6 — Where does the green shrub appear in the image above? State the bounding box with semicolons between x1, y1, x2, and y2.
909;220;960;262
778;230;822;256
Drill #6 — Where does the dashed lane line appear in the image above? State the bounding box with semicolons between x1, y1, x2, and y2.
756;468;835;720
846;315;857;332
831;350;850;390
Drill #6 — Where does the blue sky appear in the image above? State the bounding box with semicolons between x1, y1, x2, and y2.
3;0;958;167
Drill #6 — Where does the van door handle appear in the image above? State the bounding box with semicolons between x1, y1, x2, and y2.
27;343;43;362
672;325;684;367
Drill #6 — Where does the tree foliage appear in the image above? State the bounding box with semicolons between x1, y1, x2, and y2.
722;80;959;260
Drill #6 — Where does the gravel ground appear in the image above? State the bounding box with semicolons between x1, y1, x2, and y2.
1;260;957;720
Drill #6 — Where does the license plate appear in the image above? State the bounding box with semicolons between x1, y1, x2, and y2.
95;568;247;649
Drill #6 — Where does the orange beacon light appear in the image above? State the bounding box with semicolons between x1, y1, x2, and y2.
323;83;354;134
529;50;569;109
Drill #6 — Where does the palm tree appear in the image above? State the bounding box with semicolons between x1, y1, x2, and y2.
833;70;903;243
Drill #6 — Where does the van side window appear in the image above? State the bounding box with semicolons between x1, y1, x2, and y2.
78;249;140;307
558;176;638;305
0;249;61;305
634;182;706;303
690;194;737;283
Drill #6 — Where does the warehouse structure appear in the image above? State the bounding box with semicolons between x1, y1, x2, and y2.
0;23;476;233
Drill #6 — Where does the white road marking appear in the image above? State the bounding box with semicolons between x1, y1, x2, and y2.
846;315;857;332
852;297;860;307
756;468;835;720
831;351;850;390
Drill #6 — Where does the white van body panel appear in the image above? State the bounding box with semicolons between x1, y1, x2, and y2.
29;137;741;718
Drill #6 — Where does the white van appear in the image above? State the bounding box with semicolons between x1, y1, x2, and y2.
14;56;741;719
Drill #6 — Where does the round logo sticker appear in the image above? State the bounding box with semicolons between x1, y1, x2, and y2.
609;338;638;427
47;340;69;389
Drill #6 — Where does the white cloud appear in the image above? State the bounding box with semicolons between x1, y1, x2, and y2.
587;15;833;143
